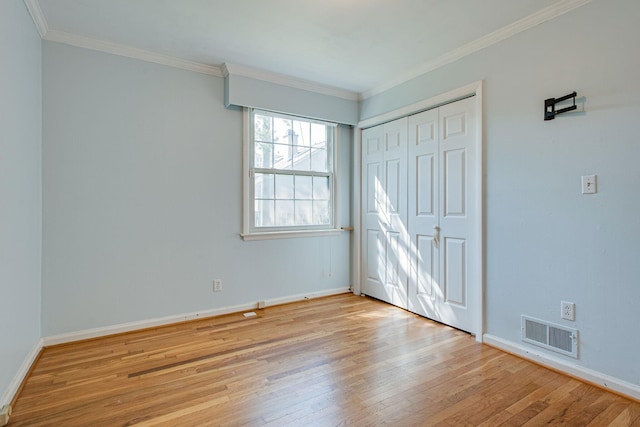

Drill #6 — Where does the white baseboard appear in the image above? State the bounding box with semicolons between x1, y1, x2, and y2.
1;338;43;407
43;287;351;347
483;334;640;402
264;287;351;307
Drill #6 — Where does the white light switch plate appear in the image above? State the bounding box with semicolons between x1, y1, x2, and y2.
581;175;596;194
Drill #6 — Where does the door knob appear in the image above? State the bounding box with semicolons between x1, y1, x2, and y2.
433;225;440;249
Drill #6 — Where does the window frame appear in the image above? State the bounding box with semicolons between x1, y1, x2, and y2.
241;108;342;240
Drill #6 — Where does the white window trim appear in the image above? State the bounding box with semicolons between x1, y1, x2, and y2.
241;108;342;241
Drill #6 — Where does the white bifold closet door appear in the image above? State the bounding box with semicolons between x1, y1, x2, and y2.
361;117;409;310
362;96;478;334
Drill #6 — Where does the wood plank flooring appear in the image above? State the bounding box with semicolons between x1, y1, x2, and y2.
10;294;640;426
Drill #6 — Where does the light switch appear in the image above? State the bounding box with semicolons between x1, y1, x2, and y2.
581;175;597;194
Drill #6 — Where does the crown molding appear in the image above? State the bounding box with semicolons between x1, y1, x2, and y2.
23;0;48;37
24;0;591;100
44;30;223;76
23;0;222;77
361;0;592;99
223;63;360;101
21;0;355;98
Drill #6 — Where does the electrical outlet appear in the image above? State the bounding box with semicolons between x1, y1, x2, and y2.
561;301;575;321
213;279;222;292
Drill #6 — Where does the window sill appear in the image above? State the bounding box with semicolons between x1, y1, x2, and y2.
241;228;343;241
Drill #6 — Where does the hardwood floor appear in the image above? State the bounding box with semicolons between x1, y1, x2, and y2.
10;294;640;426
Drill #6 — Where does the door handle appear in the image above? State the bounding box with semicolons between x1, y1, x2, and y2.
433;225;440;249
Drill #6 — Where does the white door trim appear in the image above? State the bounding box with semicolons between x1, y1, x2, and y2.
351;124;362;296
358;81;482;129
355;81;484;342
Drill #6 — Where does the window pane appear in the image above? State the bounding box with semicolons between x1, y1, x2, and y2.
273;143;293;170
255;199;274;227
292;148;311;171
254;173;274;199
311;148;327;172
275;174;294;199
293;120;311;148
273;117;292;144
275;200;295;226
314;201;330;225
311;123;326;149
295;200;313;225
313;176;330;200
255;142;273;169
295;175;312;199
254;114;273;142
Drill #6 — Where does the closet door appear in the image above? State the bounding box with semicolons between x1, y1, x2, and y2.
407;97;477;333
407;108;440;320
437;97;477;333
361;117;408;309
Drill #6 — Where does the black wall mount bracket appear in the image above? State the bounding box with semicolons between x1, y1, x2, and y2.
544;91;577;121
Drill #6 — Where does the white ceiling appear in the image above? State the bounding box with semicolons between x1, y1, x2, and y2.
29;0;589;96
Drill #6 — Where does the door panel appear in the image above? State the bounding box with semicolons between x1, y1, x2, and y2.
384;117;408;231
438;97;477;332
366;163;380;214
443;237;466;306
443;149;466;217
418;121;436;144
386;130;402;150
362;117;408;309
386;231;401;288
443;112;466;140
386;159;401;215
408;108;439;318
362;125;386;303
416;234;435;297
416;154;435;216
366;230;381;281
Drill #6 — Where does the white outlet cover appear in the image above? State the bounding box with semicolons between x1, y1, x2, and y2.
561;301;575;321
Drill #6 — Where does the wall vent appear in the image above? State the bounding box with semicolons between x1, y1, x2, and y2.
521;315;578;358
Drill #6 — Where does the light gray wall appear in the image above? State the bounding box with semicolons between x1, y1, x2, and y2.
0;0;42;404
42;42;351;336
362;0;640;386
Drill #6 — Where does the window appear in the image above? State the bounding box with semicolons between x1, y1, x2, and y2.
243;108;339;239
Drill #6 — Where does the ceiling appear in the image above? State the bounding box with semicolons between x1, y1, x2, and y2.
28;0;589;96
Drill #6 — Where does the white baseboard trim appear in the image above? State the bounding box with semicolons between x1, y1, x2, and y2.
264;287;351;307
1;338;44;407
483;334;640;402
43;287;351;347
